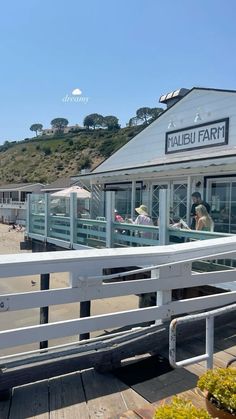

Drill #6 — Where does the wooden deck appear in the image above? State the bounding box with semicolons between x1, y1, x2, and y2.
0;319;235;419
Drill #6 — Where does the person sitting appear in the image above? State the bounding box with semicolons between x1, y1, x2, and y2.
114;210;125;234
195;204;214;231
114;209;124;223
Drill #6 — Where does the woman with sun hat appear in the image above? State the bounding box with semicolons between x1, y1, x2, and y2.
134;204;154;238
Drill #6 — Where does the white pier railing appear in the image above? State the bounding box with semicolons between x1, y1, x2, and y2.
26;191;232;250
0;236;236;358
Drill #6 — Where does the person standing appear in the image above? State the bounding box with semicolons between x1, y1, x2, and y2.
190;192;210;229
134;204;154;238
195;204;214;231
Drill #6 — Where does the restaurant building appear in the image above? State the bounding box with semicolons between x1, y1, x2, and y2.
73;87;236;234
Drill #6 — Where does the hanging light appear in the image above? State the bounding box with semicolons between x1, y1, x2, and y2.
194;112;202;123
168;120;175;129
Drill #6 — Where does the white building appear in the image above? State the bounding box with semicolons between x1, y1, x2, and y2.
41;124;85;136
73;87;236;234
0;183;44;224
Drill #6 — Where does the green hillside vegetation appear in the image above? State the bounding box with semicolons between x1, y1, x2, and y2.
0;126;144;184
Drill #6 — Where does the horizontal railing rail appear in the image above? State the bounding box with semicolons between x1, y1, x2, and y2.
27;214;231;249
0;236;236;357
26;193;233;249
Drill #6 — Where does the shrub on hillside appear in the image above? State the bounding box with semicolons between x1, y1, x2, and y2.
77;155;91;171
42;146;52;156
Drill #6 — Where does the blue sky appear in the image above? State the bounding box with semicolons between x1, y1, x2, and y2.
1;0;236;142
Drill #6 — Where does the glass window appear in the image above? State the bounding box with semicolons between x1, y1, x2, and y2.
152;184;168;224
210;182;230;233
172;183;187;221
208;180;233;233
230;182;236;233
108;183;142;219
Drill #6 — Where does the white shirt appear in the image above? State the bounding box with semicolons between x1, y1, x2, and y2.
134;214;154;238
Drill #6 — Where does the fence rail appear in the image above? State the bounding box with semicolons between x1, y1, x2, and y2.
0;236;236;356
27;191;232;249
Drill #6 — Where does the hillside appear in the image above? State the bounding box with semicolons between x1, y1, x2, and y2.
0;126;144;184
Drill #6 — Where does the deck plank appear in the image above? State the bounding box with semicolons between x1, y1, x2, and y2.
117;382;150;411
9;380;49;419
82;369;128;418
82;369;148;419
49;372;89;419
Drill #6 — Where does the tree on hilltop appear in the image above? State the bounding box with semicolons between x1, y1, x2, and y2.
30;123;43;137
150;107;163;121
128;116;141;127
83;115;94;130
136;107;153;124
103;115;120;130
83;114;104;130
136;107;163;125
51;118;69;132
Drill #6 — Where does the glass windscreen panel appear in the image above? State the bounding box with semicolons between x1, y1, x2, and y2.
230;182;236;233
209;181;231;233
105;182;142;219
152;184;168;225
172;183;188;221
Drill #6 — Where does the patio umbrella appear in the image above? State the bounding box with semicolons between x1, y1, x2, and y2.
51;186;91;199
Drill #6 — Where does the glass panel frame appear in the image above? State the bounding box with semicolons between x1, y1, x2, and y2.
207;177;236;233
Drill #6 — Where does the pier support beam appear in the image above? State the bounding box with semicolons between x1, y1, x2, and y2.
39;273;50;349
32;240;51;349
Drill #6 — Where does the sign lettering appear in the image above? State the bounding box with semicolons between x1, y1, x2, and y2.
165;118;229;154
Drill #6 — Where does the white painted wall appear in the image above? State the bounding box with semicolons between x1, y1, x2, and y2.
93;89;236;173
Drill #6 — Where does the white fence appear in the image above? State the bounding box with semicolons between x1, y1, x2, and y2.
26;191;232;250
0;236;236;357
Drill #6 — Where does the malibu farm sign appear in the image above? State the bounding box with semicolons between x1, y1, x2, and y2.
165;118;229;154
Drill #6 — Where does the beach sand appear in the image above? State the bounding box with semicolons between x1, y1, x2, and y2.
0;224;138;356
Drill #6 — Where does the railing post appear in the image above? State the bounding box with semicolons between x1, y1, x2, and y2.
45;193;49;238
40;270;50;349
70;193;77;247
159;189;169;245
26;194;31;235
206;316;214;369
70;271;91;340
156;266;172;324
131;180;136;220
31;240;50;349
106;191;115;248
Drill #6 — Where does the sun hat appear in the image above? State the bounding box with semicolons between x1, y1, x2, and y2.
135;204;149;216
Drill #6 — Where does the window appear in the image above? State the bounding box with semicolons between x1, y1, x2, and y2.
208;178;236;233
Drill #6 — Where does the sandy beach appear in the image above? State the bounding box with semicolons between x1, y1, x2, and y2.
0;224;138;355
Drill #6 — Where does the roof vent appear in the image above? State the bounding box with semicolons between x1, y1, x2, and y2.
159;88;189;108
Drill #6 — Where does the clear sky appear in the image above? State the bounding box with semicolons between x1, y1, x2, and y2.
1;0;236;142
